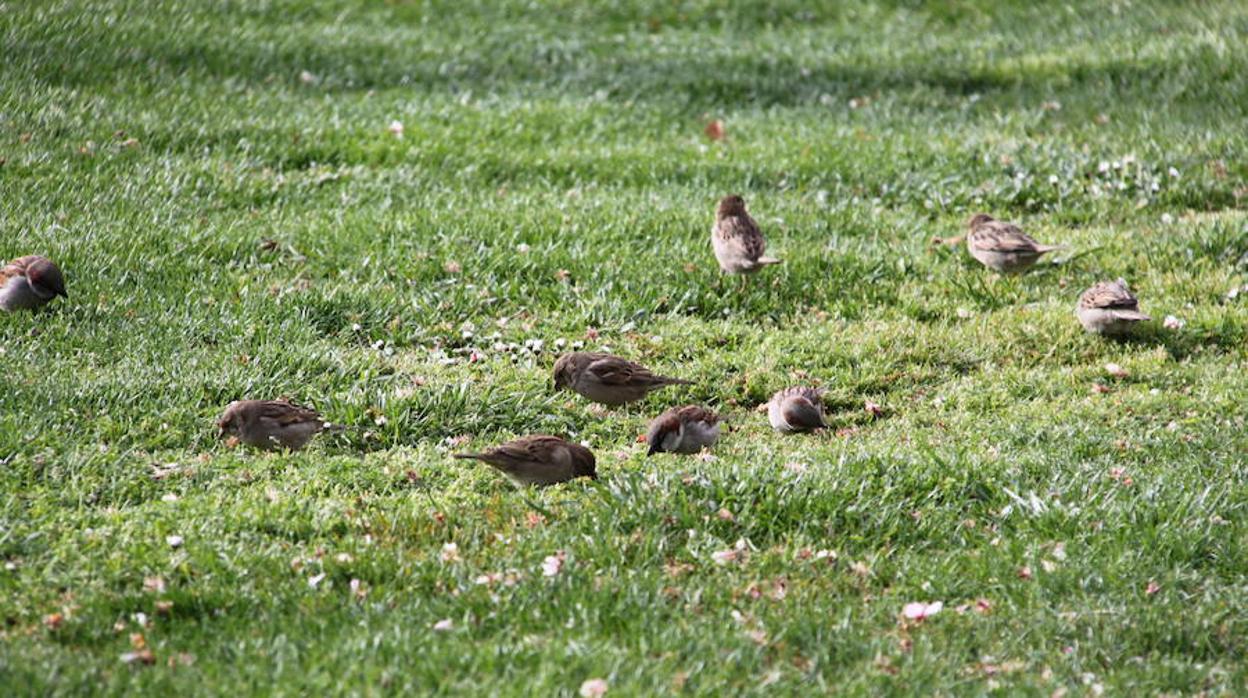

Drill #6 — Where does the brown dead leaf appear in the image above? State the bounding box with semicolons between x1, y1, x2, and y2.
704;119;725;141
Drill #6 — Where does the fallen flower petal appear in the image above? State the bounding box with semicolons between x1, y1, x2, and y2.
580;678;609;698
542;551;567;577
433;618;454;631
902;601;943;621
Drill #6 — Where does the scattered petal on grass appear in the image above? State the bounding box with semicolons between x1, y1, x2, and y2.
1017;566;1033;580
165;535;183;548
43;613;64;630
716;508;735;522
387;120;404;137
1104;363;1128;378
441;543;461;563
1146;581;1161;596
299;70;318;85
542;551;567;577
143;577;166;593
432;618;454;631
902;601;943;621
161;493;179;502
580;678;609;698
864;400;884;418
120;650;156;665
1163;315;1185;330
711;549;742;565
444;260;461;274
1091;383;1112;394
308;573;326;588
154;601;173;615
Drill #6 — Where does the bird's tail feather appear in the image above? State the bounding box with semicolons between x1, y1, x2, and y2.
757;256;783;266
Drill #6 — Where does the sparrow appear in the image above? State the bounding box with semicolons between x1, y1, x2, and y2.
553;352;692;406
965;214;1063;273
645;405;721;455
767;387;827;433
216;399;341;451
454;435;597;486
0;255;67;311
712;194;782;275
1077;278;1151;336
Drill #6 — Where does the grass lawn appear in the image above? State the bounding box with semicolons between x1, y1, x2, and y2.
3;0;1248;694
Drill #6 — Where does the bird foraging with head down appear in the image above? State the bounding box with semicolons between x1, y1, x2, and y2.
767;387;827;433
645;405;721;456
965;213;1064;273
454;435;597;486
553;352;692;406
216;399;341;451
1077;278;1151;336
0;255;67;311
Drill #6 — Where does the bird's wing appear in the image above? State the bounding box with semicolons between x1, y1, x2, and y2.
1083;282;1139;310
586;356;654;386
716;215;766;260
258;400;323;426
675;405;719;425
971;222;1041;253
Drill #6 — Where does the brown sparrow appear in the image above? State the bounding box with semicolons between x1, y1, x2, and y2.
0;255;67;311
712;195;781;275
965;214;1063;273
767;387;827;433
646;405;721;455
553;352;692;406
217;399;340;451
454;435;597;486
1077;278;1151;336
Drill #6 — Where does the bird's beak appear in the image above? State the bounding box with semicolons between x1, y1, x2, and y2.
58;289;68;298
646;442;659;457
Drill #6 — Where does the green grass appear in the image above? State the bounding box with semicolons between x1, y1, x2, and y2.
3;0;1248;694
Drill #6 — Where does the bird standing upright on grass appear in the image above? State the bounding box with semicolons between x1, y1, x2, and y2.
965;214;1063;273
712;195;782;276
553;352;692;406
1077;278;1151;336
0;255;67;311
216;399;341;451
454;435;597;486
645;405;721;455
767;387;827;433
